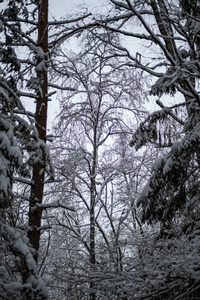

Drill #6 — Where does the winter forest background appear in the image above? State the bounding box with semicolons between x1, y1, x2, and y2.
1;0;200;299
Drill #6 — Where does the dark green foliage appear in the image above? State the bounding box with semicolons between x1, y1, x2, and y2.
0;1;50;299
180;0;200;17
1;47;21;71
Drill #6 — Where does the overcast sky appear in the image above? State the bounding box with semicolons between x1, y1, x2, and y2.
49;0;102;19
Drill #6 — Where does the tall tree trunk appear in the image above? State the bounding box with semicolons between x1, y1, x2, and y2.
89;145;96;300
89;123;98;300
28;0;48;264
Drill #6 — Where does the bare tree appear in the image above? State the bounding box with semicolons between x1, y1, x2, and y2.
41;31;149;299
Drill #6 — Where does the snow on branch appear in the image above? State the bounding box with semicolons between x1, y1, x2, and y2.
137;122;200;223
13;177;32;185
36;201;75;211
0;221;48;299
130;108;173;149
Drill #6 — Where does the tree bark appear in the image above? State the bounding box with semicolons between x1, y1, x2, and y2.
28;0;48;264
89;140;97;300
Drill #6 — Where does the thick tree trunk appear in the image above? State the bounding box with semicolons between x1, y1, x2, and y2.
28;0;48;263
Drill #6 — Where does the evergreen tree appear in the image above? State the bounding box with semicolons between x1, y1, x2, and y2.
0;1;51;299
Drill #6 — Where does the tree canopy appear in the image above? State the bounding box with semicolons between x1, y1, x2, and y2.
1;0;200;299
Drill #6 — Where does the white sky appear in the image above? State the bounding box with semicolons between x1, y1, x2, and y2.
49;0;102;19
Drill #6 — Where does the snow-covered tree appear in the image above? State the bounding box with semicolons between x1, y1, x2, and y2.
0;1;52;298
94;0;200;225
92;0;200;298
0;0;92;298
41;32;150;300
